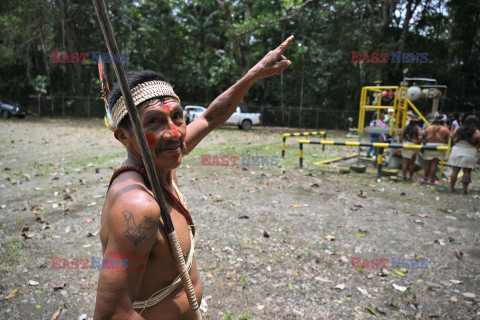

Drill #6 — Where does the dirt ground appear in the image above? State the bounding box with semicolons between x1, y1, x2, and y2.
0;118;479;320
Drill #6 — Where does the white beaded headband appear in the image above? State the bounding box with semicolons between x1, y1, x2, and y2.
105;80;180;131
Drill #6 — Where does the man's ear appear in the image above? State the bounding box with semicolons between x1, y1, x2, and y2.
114;127;131;148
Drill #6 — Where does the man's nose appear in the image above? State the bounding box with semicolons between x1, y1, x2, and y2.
164;121;180;139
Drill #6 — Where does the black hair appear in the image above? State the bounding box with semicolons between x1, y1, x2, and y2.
107;70;172;131
456;115;478;142
432;115;444;125
404;120;420;141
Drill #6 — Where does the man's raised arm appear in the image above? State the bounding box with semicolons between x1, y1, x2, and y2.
184;35;294;153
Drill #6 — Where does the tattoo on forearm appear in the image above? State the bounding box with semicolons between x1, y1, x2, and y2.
216;103;231;118
122;210;157;246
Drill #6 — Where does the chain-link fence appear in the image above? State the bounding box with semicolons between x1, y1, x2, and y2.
26;95;359;130
246;105;359;130
27;95;104;118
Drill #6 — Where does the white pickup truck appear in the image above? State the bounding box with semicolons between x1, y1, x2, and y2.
224;106;261;130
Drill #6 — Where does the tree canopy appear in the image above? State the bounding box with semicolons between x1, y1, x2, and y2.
1;0;478;126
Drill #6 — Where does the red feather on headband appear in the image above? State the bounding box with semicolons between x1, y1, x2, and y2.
98;57;114;130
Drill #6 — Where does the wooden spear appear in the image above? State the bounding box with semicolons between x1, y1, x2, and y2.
92;1;201;318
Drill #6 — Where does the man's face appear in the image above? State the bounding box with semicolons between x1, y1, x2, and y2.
126;97;186;170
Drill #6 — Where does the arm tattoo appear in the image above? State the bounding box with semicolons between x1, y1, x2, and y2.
216;103;231;118
122;210;157;246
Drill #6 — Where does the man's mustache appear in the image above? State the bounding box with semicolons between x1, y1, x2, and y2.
155;140;181;152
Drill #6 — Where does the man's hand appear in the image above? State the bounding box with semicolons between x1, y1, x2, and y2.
184;36;294;152
249;35;294;80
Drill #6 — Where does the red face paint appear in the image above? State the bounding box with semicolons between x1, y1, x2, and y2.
145;134;156;146
162;101;177;112
170;122;179;137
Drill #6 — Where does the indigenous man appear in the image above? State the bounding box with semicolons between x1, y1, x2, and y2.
421;114;450;185
93;36;294;320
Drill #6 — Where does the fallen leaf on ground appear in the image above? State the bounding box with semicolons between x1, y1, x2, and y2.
28;280;39;286
314;276;332;283
392;283;408;292
87;230;99;237
358;230;368;237
450;296;457;303
454;251;463;260
290;204;302;208
50;304;67;320
366;307;377;315
333;283;345;290
393;269;405;277
357;190;366;198
0;289;19;300
53;282;67;291
324;235;335;241
85;218;93;223
357;287;368;295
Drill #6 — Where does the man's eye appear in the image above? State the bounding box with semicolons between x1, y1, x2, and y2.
173;112;183;120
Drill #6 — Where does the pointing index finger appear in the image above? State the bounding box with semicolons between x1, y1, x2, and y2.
277;35;295;55
277;35;295;54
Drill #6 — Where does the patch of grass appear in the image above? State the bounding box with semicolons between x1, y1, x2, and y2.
392;300;399;308
222;310;234;320
238;313;252;320
358;268;368;275
8;237;21;243
427;285;437;291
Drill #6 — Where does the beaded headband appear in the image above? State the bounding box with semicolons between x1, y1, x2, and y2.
106;80;180;131
97;59;180;131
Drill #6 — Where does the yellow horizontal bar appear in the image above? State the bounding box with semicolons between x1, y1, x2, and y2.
322;140;335;145
313;154;359;165
293;133;301;136
303;132;310;135
372;143;390;148
282;133;290;137
364;106;394;109
363;86;400;90
345;142;360;147
298;139;310;144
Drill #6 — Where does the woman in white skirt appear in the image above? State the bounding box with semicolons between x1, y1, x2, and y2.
401;118;423;180
448;115;480;194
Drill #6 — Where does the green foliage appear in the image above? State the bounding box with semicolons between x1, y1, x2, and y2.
222;310;234;320
0;0;478;123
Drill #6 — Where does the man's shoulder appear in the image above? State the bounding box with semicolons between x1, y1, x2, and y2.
105;173;160;232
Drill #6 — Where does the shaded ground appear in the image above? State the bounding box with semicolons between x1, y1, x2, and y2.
0;118;479;320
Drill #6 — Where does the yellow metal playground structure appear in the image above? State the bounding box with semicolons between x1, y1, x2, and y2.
358;85;430;137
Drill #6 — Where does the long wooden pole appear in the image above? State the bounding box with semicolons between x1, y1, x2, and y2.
92;1;201;318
